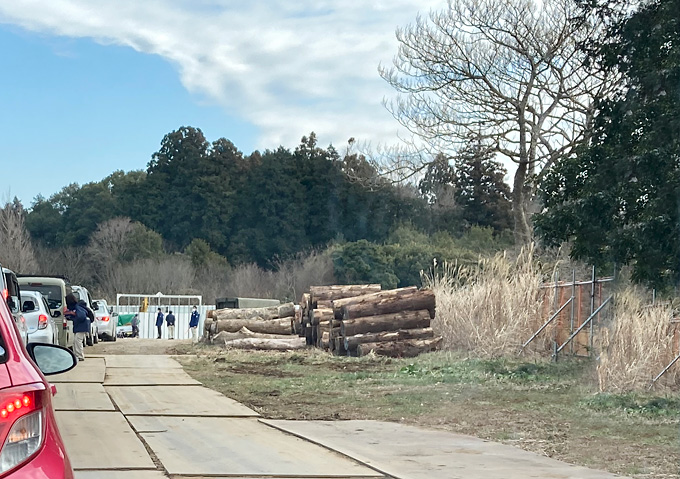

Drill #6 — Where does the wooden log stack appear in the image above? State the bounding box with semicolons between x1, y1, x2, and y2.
299;284;381;349
334;287;440;358
202;302;300;350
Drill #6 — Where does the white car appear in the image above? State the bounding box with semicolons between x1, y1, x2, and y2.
93;299;116;341
20;290;59;345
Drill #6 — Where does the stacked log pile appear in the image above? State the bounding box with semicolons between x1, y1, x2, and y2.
333;287;441;357
298;284;382;348
298;285;441;358
202;303;304;350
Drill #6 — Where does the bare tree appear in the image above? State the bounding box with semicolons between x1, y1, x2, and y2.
0;200;38;273
87;217;136;287
380;0;617;242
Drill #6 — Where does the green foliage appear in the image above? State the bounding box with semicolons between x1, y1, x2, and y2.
581;393;680;417
331;240;399;289
536;0;680;288
124;223;164;261
185;238;228;268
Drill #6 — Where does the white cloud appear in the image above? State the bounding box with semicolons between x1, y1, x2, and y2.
0;0;446;149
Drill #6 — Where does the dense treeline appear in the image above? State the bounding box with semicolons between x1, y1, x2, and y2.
24;127;511;268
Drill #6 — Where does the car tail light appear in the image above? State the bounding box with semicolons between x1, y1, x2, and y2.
100;316;110;322
38;315;48;330
0;384;46;474
1;290;7;300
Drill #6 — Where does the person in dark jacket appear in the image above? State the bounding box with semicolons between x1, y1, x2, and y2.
155;308;164;339
166;311;176;340
65;293;88;361
189;306;199;343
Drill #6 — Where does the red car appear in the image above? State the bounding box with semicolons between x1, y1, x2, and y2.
0;289;76;478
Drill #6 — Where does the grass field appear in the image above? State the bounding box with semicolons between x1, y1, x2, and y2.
177;347;679;479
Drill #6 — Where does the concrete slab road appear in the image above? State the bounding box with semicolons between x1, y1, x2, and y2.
52;383;115;411
130;416;380;477
264;420;632;479
104;355;183;369
50;357;106;383
56;411;156;470
103;367;200;386
106;385;258;417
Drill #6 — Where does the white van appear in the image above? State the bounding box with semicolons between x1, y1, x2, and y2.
18;276;71;347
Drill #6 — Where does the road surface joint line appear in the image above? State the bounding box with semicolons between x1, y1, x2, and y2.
106;376;170;476
258;420;392;479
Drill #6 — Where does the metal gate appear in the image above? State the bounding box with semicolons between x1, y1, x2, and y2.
115;293;209;340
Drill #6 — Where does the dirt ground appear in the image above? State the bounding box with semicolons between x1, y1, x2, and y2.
88;337;193;355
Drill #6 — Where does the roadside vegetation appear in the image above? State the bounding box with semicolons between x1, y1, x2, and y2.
178;348;678;479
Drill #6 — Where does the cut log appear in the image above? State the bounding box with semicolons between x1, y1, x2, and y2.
311;308;334;326
207;310;216;319
321;331;330;349
222;337;307;350
212;327;295;344
332;287;418;318
344;328;435;350
316;300;333;309
337;289;435;320
214;317;293;335
357;337;443;358
340;310;431;337
310;284;382;302
213;302;295;321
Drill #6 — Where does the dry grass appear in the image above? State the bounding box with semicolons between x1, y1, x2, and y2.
597;287;679;392
424;245;555;357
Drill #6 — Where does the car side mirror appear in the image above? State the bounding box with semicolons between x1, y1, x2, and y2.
52;310;61;318
26;343;77;376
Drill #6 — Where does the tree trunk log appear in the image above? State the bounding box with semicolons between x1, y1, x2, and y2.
344;328;434;350
332;287;417;318
341;310;431;337
213;302;295;321
212;327;295;343
311;308;334;326
336;288;435;320
207;310;216;319
357;337;443;358
310;284;382;302
222;337;307;350
214;318;293;335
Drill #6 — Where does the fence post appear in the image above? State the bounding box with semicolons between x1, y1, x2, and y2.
570;269;575;355
589;265;596;357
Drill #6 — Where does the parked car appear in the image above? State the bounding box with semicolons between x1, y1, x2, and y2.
0;275;77;478
21;291;59;346
17;276;71;348
70;285;98;347
2;267;29;346
92;299;116;342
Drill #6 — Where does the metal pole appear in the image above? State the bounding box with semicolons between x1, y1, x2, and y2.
520;297;574;354
570;269;575;355
556;295;612;356
589;265;596;357
650;354;680;389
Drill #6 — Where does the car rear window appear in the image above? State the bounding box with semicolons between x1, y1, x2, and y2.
21;285;62;309
20;295;39;312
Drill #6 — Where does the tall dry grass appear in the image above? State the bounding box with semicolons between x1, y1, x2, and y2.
597;287;679;392
423;245;555;358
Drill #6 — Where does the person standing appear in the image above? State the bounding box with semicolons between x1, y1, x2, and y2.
189;306;199;343
131;313;140;338
64;293;88;361
155;308;164;339
166;310;176;340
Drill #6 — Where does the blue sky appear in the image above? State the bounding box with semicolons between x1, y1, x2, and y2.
0;0;445;206
0;26;256;205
